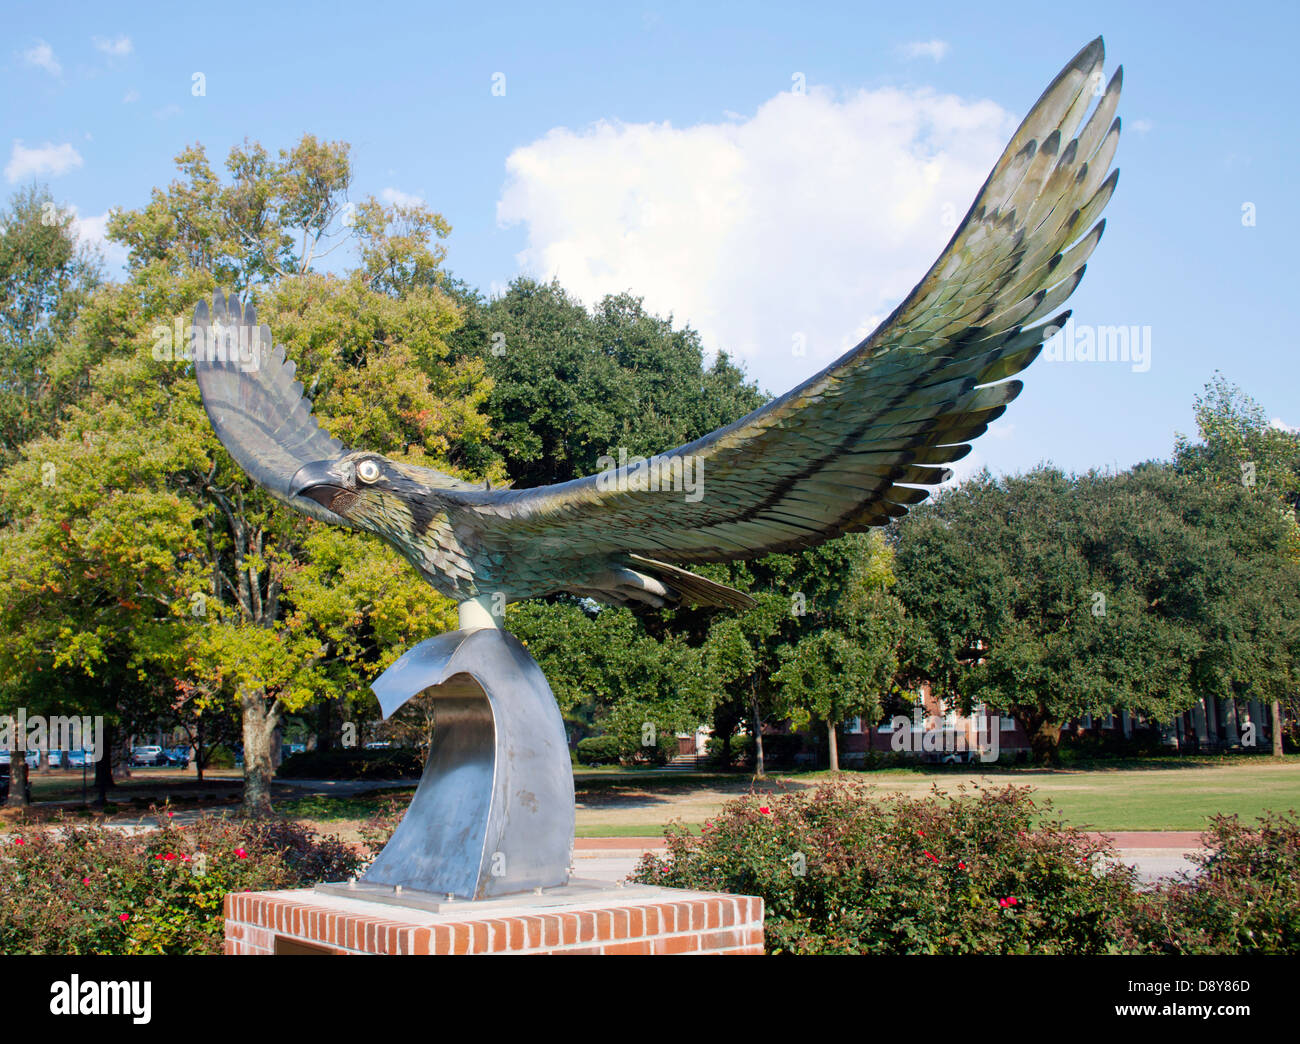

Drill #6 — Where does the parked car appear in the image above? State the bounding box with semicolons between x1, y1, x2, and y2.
65;749;94;768
162;746;190;768
0;750;39;768
130;745;165;767
0;765;32;803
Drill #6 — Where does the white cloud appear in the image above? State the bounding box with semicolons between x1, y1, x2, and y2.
5;140;84;183
20;39;61;76
1270;417;1299;435
122;88;140;103
92;34;133;57
497;83;1015;397
153;103;182;120
1131;118;1154;134
68;205;128;271
898;39;950;62
381;187;424;208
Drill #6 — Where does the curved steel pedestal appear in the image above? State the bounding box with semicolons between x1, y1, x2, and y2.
360;628;574;900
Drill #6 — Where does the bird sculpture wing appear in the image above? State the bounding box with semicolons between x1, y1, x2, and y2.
192;291;482;524
462;37;1122;565
192;293;353;525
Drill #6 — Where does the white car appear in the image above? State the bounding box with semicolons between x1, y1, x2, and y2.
0;750;39;768
130;745;164;766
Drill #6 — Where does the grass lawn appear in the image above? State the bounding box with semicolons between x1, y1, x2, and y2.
570;756;1300;836
7;756;1298;840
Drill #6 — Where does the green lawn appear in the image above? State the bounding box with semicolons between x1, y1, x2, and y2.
11;756;1299;838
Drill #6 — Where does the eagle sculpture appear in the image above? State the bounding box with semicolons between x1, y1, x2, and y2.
194;38;1121;631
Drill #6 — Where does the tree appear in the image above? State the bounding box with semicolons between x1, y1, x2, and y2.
893;464;1300;762
1174;374;1300;755
446;277;764;488
0;184;101;464
0;136;493;813
769;532;904;771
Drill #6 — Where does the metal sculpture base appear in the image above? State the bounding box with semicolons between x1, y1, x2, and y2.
361;627;574;900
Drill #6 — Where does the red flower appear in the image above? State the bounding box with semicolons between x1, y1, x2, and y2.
82;877;91;885
118;913;129;923
758;807;771;815
234;847;248;859
13;837;23;845
957;862;967;871
163;853;176;861
917;830;925;838
166;811;174;819
998;896;1019;908
154;854;164;860
923;850;939;863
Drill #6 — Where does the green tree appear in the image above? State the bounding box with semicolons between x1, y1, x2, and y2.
0;136;492;813
447;277;764;488
0;184;101;464
1174;374;1300;755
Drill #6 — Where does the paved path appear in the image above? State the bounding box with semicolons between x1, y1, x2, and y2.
571;833;1207;885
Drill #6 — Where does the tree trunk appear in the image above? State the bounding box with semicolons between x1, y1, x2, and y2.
94;721;115;805
1272;699;1285;758
241;686;278;816
6;749;29;807
752;697;766;778
194;717;204;784
827;719;839;772
1028;716;1062;765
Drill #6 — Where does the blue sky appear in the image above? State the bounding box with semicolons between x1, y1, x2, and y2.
5;0;1297;478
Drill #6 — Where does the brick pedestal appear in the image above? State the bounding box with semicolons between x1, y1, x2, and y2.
224;881;764;955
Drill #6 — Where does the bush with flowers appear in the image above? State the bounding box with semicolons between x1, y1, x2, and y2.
634;782;1140;954
0;811;360;954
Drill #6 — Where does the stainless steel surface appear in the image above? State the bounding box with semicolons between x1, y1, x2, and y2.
362;628;575;899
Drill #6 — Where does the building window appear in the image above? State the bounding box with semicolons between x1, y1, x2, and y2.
844;717;862;734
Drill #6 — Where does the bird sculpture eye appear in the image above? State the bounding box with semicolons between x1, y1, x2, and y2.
356;460;381;484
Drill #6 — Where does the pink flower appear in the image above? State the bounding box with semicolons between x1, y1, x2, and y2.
82;877;91;885
758;807;771;815
118;913;129;923
166;811;174;819
998;896;1019;908
234;847;248;859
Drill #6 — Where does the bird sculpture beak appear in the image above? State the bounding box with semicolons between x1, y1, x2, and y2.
290;459;351;510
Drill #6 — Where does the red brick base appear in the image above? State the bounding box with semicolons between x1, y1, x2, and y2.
224;885;764;955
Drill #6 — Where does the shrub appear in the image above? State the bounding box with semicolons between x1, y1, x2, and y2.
633;782;1138;954
1126;810;1300;954
277;747;424;780
0;812;361;954
575;735;622;766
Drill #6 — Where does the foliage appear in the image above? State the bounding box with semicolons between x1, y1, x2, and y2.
892;464;1300;761
1126;810;1300;954
0;813;360;954
574;735;623;766
0;184;102;463
634;782;1137;954
446;277;765;489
